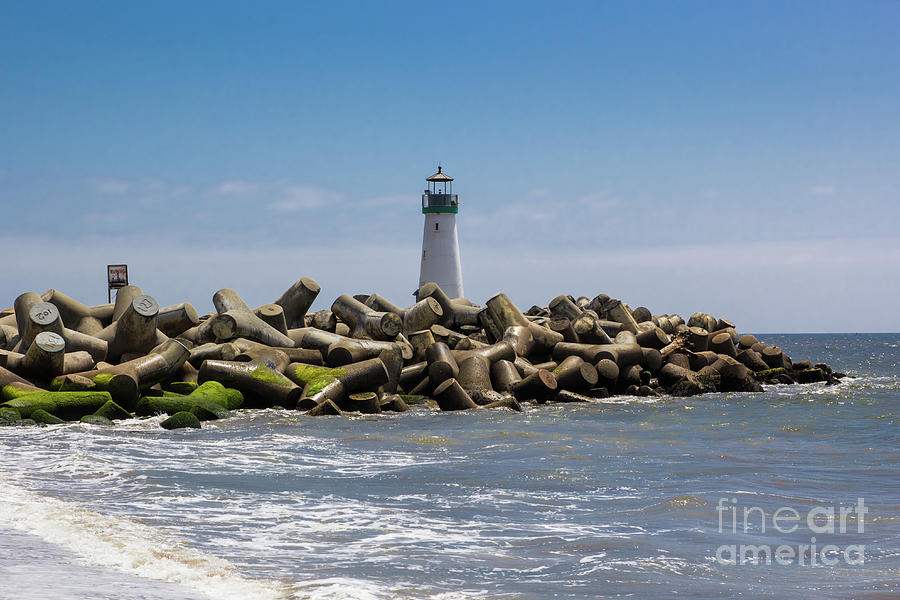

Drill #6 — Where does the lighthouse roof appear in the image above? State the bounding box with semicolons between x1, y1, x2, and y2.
426;166;453;182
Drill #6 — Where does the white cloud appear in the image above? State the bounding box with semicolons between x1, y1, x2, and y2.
214;180;260;195
88;177;130;194
810;184;836;196
269;185;344;212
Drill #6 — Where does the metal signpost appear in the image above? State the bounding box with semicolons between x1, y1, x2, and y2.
107;264;129;302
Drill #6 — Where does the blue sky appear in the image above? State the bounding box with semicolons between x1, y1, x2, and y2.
1;1;898;332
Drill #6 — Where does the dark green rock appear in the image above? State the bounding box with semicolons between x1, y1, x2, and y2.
0;406;22;424
80;414;112;426
795;368;826;384
166;381;199;395
30;408;64;425
93;400;133;421
1;391;112;420
134;395;229;421
752;367;788;380
161;411;201;430
398;394;426;405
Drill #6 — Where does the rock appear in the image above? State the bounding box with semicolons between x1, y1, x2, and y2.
80;414;112;426
160;411;201;430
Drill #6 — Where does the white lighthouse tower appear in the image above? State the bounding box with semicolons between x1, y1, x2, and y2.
418;166;464;298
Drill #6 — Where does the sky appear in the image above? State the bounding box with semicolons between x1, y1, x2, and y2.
1;1;898;332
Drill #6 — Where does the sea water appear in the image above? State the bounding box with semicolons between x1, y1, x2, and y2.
1;333;897;599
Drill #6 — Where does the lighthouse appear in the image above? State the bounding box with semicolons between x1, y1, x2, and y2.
418;166;464;299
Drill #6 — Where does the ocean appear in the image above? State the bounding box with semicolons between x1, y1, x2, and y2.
1;333;898;599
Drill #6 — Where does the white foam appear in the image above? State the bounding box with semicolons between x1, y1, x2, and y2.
0;481;287;600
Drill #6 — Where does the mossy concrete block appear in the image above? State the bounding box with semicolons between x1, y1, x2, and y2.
56;373;138;410
161;411;201;430
30;408;64;425
1;397;55;419
166;381;199;395
285;363;347;397
1;383;43;401
80;414;112;426
90;372;139;410
48;391;115;421
398;394;425;405
135;394;229;421
1;406;22;423
190;401;231;421
135;395;191;416
187;381;242;410
752;367;788;380
198;359;299;408
93;400;133;421
2;391;112;420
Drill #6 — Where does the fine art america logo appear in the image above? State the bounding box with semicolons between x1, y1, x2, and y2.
715;498;867;566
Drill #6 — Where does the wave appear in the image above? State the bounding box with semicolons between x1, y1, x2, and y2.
0;481;287;600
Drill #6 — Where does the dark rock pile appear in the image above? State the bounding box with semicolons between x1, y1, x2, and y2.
0;279;842;429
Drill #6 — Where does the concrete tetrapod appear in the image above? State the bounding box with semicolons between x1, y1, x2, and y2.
548;295;583;322
19;332;66;378
572;313;614;345
254;304;289;335
290;328;413;361
0;365;43;400
96;294;167;362
41;289;105;335
549;317;579;344
432;378;478;411
286;357;390;408
311;310;338;333
157;303;201;338
1;391;114;421
553;361;598;392
456;354;509;405
364;294;445;334
399;361;427;392
426;342;459;386
479;293;563;355
407;330;436;363
414;282;483;328
510;369;557;403
331;294;402;341
56;339;190;409
135;382;239;420
274;277;321;329
11;301;107;365
600;299;640;334
490;359;522;392
199;359;302;408
208;289;295;347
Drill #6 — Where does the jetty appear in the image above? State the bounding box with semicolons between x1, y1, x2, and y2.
0;279;842;429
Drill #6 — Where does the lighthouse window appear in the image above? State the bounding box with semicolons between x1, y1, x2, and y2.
435;223;439;231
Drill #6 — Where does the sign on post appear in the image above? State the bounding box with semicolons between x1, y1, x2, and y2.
107;264;129;302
